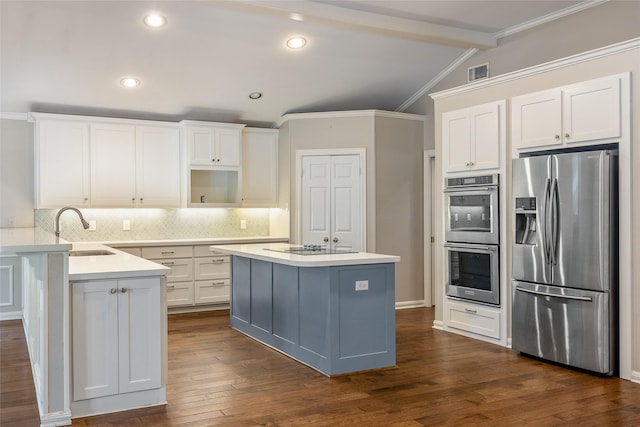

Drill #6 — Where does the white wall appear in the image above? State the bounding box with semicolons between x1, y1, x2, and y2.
0;117;34;227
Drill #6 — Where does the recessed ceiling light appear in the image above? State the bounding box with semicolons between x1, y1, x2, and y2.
286;37;307;49
249;92;263;100
120;77;140;88
144;13;167;28
289;13;304;22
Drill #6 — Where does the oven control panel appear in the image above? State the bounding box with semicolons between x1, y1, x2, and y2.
446;174;499;188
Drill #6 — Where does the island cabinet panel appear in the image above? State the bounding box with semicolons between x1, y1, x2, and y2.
250;259;273;333
272;264;299;344
229;255;396;376
231;256;251;324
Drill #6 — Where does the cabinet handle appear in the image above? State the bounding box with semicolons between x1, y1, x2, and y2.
84;197;88;203
140;198;143;202
213;258;225;263
469;162;474;166
161;251;175;255
323;237;329;242
555;134;560;140
333;237;339;243
167;285;175;289
109;288;117;294
120;288;128;293
465;162;470;166
464;308;477;314
131;197;136;203
162;261;175;266
214;281;226;286
565;133;570;139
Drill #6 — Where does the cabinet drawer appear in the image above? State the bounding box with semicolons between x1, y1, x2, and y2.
194;245;226;257
166;281;194;307
194;256;230;280
195;279;230;304
155;258;194;282
445;301;501;339
142;246;193;259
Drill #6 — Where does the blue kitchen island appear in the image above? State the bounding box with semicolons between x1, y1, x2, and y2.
210;243;400;376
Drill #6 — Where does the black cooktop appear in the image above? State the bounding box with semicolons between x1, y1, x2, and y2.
265;245;357;256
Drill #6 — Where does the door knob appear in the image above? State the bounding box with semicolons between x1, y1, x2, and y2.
109;288;117;294
323;237;329;242
333;237;339;243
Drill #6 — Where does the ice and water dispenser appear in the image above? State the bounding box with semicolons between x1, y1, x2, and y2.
514;197;537;245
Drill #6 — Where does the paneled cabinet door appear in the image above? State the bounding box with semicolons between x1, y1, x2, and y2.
35;119;90;208
72;277;162;401
511;89;563;151
242;128;278;207
90;123;137;207
442;101;501;173
187;125;241;167
136;126;181;207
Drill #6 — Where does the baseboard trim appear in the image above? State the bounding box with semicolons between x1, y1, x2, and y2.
630;370;640;384
432;320;444;330
395;300;425;310
0;310;22;321
40;410;72;427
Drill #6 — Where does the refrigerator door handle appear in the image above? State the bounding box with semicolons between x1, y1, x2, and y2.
542;177;551;264
515;287;593;302
550;178;559;265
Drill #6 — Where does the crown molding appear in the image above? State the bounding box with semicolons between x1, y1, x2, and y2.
0;112;29;121
277;109;425;128
430;37;640;100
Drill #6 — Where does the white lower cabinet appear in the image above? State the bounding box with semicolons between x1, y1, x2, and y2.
72;277;163;402
195;279;230;304
443;300;501;341
166;281;194;306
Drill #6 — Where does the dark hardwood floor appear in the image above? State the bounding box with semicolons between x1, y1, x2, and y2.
2;308;640;426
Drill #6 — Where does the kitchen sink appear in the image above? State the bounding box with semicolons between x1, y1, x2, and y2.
69;250;115;257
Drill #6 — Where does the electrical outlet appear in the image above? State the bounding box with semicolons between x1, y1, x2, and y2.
240;219;247;230
355;280;369;291
123;219;130;231
89;220;97;231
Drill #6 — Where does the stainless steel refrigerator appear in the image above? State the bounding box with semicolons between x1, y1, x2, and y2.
511;149;617;375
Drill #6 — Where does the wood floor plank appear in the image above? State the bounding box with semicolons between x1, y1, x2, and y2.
2;308;640;426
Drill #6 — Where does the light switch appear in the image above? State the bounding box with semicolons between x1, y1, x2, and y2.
240;219;247;230
123;219;130;231
355;280;369;291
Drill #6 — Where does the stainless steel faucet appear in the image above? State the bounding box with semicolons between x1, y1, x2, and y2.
55;207;90;237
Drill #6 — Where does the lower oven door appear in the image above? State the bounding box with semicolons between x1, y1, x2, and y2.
445;242;499;305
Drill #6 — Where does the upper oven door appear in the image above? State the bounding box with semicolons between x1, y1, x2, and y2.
444;186;499;245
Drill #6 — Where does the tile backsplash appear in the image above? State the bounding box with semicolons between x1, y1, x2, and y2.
35;208;272;242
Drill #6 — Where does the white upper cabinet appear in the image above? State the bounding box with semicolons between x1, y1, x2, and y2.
183;122;244;167
34;118;90;208
242;128;278;207
512;75;621;155
90;123;181;207
135;126;181;207
442;100;504;173
90;123;137;207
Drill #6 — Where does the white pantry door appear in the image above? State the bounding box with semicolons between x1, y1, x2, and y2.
301;155;362;251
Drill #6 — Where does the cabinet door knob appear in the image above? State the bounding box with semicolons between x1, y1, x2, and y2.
211;158;215;163
109;288;117;294
131;197;136;203
555;134;560;140
323;237;329;242
565;133;570;138
140;198;143;202
120;288;128;293
333;237;339;243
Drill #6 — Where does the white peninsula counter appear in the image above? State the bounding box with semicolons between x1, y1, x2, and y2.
211;243;400;376
0;229;170;426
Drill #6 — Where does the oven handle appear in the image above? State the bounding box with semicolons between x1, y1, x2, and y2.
444;186;496;193
516;287;592;302
444;243;496;251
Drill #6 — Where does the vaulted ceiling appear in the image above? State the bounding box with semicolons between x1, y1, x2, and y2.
1;0;596;127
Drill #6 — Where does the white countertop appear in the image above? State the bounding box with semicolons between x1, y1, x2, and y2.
210;243;400;267
0;227;72;254
68;242;170;281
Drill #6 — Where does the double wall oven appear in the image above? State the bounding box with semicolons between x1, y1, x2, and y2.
444;174;500;305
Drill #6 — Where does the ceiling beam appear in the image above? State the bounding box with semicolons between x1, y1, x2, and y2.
216;0;498;49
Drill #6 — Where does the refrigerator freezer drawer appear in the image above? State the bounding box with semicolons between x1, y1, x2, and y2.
512;281;615;375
